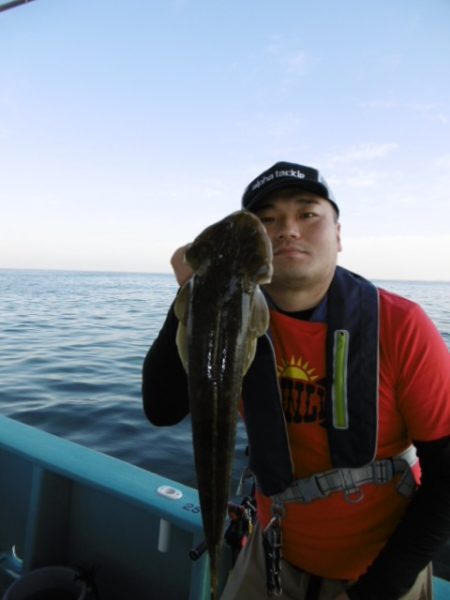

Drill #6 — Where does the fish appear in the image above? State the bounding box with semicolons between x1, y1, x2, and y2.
174;210;272;599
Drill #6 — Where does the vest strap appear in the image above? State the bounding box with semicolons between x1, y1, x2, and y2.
271;445;417;504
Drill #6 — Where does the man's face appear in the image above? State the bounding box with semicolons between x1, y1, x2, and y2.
255;190;342;291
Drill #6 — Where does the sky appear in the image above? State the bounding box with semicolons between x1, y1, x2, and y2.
1;0;449;280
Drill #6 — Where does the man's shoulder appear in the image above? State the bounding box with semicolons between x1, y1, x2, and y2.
378;287;421;317
378;287;441;347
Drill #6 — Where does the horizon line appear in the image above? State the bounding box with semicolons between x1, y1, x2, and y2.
0;266;449;285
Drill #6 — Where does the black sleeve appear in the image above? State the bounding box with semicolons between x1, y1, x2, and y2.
348;436;450;600
142;302;190;426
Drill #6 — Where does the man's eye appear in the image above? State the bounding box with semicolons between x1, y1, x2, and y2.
259;215;275;224
301;212;317;219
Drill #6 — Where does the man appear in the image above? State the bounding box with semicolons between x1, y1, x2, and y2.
142;161;450;600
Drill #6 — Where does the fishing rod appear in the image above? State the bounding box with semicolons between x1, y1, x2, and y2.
0;0;36;13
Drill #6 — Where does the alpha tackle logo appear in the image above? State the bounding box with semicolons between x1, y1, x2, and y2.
250;169;306;191
277;355;325;425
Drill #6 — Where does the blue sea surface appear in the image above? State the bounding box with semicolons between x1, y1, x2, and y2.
0;269;449;489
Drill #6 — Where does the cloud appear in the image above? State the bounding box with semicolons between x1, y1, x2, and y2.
262;38;311;76
0;87;22;140
431;112;449;124
329;170;379;190
329;160;449;212
280;51;309;75
340;234;450;281
362;100;448;124
329;143;399;163
379;53;403;68
320;143;400;191
169;0;189;14
435;154;450;168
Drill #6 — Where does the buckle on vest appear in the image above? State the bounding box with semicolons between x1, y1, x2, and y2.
271;445;418;506
370;459;392;484
338;469;365;504
294;475;325;503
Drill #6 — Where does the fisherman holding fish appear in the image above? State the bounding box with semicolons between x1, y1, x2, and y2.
142;161;450;600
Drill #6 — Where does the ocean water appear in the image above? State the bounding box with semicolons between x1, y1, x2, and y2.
0;269;449;489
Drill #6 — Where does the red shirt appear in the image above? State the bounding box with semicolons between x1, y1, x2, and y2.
255;289;450;579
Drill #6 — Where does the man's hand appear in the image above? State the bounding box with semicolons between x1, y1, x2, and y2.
170;244;193;286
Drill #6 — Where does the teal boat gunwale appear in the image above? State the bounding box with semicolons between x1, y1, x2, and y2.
0;414;215;599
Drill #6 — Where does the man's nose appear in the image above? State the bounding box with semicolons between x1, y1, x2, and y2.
276;218;301;238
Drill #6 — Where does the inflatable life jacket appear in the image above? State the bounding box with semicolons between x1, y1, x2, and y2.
242;266;381;497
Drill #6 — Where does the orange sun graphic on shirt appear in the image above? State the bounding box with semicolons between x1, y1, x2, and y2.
277;356;319;382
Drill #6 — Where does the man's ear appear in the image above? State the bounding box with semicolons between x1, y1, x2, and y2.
336;223;343;253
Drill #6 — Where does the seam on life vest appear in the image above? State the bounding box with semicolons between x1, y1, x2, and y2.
372;288;380;461
332;329;349;429
265;331;296;473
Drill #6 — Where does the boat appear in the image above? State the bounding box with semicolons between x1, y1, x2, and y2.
0;414;230;599
1;413;450;599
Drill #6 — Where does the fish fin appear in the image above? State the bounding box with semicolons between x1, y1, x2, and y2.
174;281;191;323
174;282;191;373
243;287;270;374
250;287;270;337
176;322;189;373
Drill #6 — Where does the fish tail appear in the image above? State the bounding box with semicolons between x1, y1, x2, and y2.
209;551;219;600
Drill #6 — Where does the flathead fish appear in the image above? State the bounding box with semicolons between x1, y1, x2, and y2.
174;210;272;599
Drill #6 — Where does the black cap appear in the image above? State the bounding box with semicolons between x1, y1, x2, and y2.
242;161;339;217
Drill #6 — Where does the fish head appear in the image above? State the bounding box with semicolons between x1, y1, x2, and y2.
185;210;273;287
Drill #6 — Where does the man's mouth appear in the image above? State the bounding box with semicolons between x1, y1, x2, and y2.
273;245;309;257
